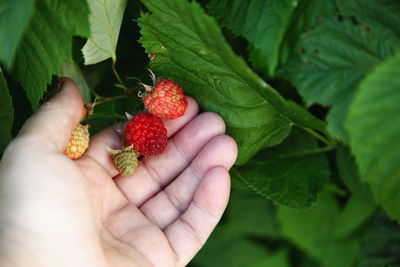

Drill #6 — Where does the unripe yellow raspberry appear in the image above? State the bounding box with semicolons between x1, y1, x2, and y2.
64;124;90;160
107;145;139;176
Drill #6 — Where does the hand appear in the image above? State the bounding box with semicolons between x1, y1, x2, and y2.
0;78;237;267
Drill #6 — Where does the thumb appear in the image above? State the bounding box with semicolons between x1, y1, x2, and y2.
18;78;84;152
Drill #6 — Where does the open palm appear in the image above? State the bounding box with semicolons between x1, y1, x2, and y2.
0;79;237;267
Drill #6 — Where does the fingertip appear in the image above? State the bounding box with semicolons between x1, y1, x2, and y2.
18;78;85;151
196;166;231;216
193;135;238;173
221;135;238;169
185;96;199;115
58;77;85;114
163;96;199;136
199;112;226;133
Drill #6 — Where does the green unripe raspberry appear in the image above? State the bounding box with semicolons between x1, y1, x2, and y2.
107;145;139;176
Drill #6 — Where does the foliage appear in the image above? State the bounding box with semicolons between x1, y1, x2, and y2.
12;0;90;109
1;0;400;266
82;0;127;65
346;53;400;222
234;128;330;209
0;68;13;151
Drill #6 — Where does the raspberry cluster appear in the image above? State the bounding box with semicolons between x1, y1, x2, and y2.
63;75;187;176
108;77;187;176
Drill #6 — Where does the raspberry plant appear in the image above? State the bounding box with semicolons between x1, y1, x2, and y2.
1;0;400;266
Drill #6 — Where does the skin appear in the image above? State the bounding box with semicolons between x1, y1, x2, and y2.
0;78;238;267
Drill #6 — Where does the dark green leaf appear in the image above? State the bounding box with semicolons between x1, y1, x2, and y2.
0;69;14;152
278;192;361;267
250;249;290;267
208;0;298;76
235;128;330;209
191;228;271;267
230;169;251;189
191;189;283;266
138;0;325;164
358;211;400;267
279;12;400;142
282;0;338;51
336;147;374;202
346;52;400;222
0;0;35;67
336;0;400;37
333;195;376;239
250;0;338;76
224;189;281;239
12;0;90;109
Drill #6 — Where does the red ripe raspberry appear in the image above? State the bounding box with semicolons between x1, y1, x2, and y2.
143;78;188;119
124;112;168;156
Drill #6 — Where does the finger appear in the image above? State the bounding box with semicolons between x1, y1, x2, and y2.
164;167;231;265
140;135;237;229
162;97;199;137
84;97;198;176
18;78;84;152
115;113;227;206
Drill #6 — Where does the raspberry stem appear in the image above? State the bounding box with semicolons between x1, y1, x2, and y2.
111;61;128;91
95;95;129;106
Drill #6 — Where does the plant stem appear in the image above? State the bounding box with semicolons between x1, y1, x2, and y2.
301;127;334;146
90;87;101;99
112;61;127;90
95;95;129;106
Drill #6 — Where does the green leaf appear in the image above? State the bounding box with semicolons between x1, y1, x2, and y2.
192;233;271;267
61;61;92;104
229;169;251;189
336;0;400;37
82;0;127;65
138;0;325;164
192;189;284;266
358;211;400;267
281;0;338;51
286;100;327;136
250;0;338;76
279;13;400;142
346;52;400;222
336;147;374;202
333;195;376;239
0;69;14;152
12;0;90;109
224;189;281;239
234;128;330;209
250;249;290;267
0;0;35;67
207;0;299;76
278;192;361;267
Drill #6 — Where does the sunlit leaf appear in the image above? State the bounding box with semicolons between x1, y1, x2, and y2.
82;0;127;64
